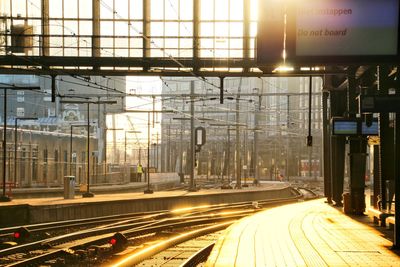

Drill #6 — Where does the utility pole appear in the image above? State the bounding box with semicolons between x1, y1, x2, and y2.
156;132;159;170
253;88;261;181
236;80;242;189
179;106;184;182
144;112;153;194
0;89;9;202
189;80;197;191
286;95;290;180
85;102;92;197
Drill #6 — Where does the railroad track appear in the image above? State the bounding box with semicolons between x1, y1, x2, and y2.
0;210;169;240
0;189;306;266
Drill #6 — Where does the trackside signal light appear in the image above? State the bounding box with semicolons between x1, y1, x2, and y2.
13;227;30;241
110;237;117;246
109;232;128;251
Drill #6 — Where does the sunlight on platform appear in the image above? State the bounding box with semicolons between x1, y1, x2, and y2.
206;199;399;266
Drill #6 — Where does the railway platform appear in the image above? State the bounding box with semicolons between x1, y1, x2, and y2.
206;199;400;266
0;182;294;227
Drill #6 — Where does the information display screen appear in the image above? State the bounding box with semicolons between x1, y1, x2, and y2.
361;121;379;135
295;0;399;57
332;120;358;135
331;118;379;136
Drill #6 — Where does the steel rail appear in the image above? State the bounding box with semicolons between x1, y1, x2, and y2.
180;243;215;267
0;201;262;257
2;189;304;266
113;223;232;267
0;209;168;236
5;212;251;267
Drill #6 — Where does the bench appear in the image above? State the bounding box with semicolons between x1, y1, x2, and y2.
367;208;393;227
385;216;395;229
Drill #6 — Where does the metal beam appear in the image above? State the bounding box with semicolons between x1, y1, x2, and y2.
0;56;254;68
0;68;345;77
0;56;347;77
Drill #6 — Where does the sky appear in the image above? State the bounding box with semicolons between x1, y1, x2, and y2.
106;76;162;147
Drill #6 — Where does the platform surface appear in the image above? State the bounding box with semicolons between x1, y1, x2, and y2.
0;181;288;207
206;199;400;267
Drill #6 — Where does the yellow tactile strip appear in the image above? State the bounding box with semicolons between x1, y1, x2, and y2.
205;199;400;267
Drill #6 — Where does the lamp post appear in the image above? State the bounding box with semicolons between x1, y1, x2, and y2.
14;117;37;186
61;99;117;198
144;112;153;194
1;85;40;202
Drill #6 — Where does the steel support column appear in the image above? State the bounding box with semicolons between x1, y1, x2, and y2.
322;88;332;203
243;0;251;71
193;0;200;71
348;67;367;214
143;0;151;60
378;66;394;211
373;145;380;209
394;111;400;248
41;0;49;56
329;89;347;206
394;67;400;248
92;0;100;60
331;135;346;206
348;139;367;214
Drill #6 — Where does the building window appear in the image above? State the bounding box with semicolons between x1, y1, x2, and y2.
54;149;59;163
17;91;24;102
16;107;25;117
44;149;48;163
46;108;56;117
44;89;52;102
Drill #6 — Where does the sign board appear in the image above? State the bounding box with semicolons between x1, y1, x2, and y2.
195;126;206;146
361;121;379;135
359;95;400;113
332;119;358;135
294;0;399;57
331;117;379;136
257;0;400;65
